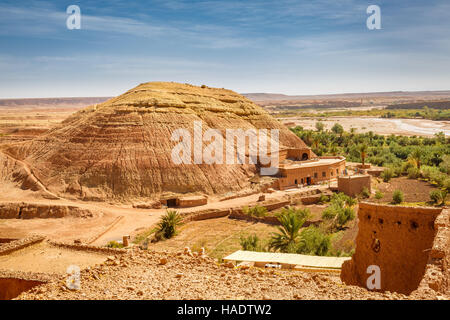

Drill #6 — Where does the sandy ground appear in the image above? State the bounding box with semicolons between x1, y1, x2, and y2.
0;180;327;247
281;116;450;137
0;242;108;274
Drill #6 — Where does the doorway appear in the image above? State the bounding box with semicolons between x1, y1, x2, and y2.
306;177;311;185
166;198;178;208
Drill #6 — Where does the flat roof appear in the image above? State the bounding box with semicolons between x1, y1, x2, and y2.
280;157;344;170
224;250;350;270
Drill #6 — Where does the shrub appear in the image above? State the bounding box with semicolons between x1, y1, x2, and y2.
318;194;330;204
407;167;421;179
297;226;331;256
279;207;310;220
361;187;370;199
381;168;394;182
154;210;183;241
242;205;268;217
322;193;356;229
337;207;355;227
375;190;384;199
392;190;404;204
439;155;450;173
322;203;340;220
401;161;415;174
444;178;450;191
240;234;262;252
430;190;448;205
106;241;124;248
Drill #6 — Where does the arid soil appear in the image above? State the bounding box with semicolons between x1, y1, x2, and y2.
151;217;276;260
16;248;443;300
373;177;439;203
0;242;109;274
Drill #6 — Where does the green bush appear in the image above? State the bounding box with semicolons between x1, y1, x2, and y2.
297;226;331;256
375;190;384;199
322;193;356;229
106;241;124;248
401;161;415;174
318;194;330;204
392;190;404;204
240;234;263;252
242;205;268;217
381;168;394;182
322;203;340;220
337;207;355;227
361;187;370;199
430;190;447;205
407;167;421;179
154;210;183;241
279;207;310;221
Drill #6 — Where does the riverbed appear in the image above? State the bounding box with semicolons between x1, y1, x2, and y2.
281;116;450;137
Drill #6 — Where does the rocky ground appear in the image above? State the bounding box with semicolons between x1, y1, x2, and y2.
16;247;444;300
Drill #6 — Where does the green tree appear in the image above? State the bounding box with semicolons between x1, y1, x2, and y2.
297;227;331;256
331;123;344;136
408;148;424;169
358;143;368;166
269;210;306;253
315;121;324;132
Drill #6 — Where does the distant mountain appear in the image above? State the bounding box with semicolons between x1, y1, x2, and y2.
243;91;450;102
0;97;112;108
1;90;450;109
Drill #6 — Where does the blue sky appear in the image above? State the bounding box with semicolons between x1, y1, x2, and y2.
0;0;449;98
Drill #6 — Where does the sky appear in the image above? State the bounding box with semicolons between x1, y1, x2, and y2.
0;0;450;98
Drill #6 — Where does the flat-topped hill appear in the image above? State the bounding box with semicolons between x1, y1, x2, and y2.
1;82;308;201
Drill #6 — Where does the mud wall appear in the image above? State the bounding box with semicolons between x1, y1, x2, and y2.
338;175;371;197
414;208;450;295
0;202;96;219
341;202;444;294
0;236;45;256
0;278;45;300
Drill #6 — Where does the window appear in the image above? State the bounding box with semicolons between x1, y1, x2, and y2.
314;172;318;178
322;172;326;177
331;171;333;176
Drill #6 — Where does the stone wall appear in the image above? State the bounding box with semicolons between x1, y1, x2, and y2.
341;202;447;295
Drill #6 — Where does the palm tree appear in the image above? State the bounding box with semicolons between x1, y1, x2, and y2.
408;148;424;169
312;134;320;150
269;210;306;253
155;209;183;240
358;143;368;166
304;131;313;146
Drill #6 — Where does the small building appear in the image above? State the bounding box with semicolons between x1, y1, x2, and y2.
338;174;371;197
258;147;347;190
160;194;208;208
